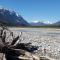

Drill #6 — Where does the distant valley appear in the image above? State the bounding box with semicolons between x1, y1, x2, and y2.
0;8;60;27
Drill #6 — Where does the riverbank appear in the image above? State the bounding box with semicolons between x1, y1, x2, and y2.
7;28;60;60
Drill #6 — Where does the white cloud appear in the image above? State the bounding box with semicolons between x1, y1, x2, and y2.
32;20;53;24
43;21;52;24
33;21;39;23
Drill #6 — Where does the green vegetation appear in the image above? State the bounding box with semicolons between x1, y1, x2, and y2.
21;25;60;28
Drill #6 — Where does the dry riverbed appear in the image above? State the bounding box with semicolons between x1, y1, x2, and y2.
1;28;60;60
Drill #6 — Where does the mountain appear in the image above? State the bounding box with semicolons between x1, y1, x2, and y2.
30;22;47;26
0;8;30;26
53;21;60;26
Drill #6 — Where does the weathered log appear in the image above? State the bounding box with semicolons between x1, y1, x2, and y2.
0;26;40;60
11;36;19;45
0;29;3;37
15;43;38;53
4;48;40;60
1;31;6;43
0;38;5;53
0;28;4;40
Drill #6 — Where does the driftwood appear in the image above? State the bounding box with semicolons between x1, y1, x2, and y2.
0;24;56;60
15;43;38;53
0;25;40;60
5;49;40;60
11;36;19;45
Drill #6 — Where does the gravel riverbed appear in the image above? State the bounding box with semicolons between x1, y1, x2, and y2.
4;28;60;60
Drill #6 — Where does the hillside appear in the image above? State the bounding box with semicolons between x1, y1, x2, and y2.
0;8;30;26
30;22;47;26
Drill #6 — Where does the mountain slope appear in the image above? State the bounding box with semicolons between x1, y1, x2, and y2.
53;21;60;26
30;22;47;26
0;8;29;26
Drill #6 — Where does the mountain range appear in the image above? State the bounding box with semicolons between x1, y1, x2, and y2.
30;21;60;26
0;8;30;26
30;22;47;26
0;8;60;27
53;21;60;26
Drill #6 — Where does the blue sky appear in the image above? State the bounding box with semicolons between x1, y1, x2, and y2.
0;0;60;23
